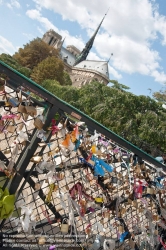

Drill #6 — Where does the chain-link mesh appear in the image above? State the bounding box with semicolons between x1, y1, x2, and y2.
0;61;166;250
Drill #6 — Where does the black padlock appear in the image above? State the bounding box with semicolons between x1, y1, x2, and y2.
0;151;9;166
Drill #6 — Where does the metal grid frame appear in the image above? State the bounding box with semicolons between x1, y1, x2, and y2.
0;60;166;250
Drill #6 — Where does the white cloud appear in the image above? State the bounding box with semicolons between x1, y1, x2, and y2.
26;9;85;50
0;35;16;55
23;33;35;40
151;70;166;83
154;13;166;45
108;65;122;80
7;0;20;9
88;51;102;61
30;0;166;84
37;26;44;35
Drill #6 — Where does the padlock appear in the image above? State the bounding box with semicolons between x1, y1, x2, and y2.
135;166;141;173
17;104;26;113
30;155;42;163
85;227;91;235
100;219;104;225
128;199;132;204
103;239;115;250
132;200;138;208
118;225;124;233
120;208;126;215
147;187;154;194
0;160;6;171
7;125;15;133
48;150;55;156
139;208;144;213
55;147;60;153
0;84;4;91
87;159;95;166
57;172;64;180
38;236;46;245
95;195;103;204
0;119;4;133
112;176;118;183
34;183;41;190
118;173;123;178
154;229;158;235
153;214;159;221
61;219;69;233
34;116;44;130
129;238;135;248
25;105;37;117
8;97;20;107
103;210;110;218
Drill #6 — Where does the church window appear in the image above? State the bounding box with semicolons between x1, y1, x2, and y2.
48;36;54;45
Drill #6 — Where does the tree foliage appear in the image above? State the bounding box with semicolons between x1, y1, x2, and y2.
13;38;59;70
63;71;72;86
0;53;31;77
40;79;166;153
30;56;64;85
153;88;166;103
109;80;130;91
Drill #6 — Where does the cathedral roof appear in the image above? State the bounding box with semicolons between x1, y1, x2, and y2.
60;47;76;66
74;60;109;78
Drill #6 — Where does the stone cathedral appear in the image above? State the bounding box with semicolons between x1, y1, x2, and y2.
42;15;109;87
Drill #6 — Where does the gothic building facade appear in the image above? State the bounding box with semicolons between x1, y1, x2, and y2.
42;15;109;87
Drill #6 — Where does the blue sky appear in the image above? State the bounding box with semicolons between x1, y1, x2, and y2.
0;0;166;97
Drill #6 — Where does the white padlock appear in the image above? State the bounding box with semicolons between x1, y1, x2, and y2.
103;239;115;250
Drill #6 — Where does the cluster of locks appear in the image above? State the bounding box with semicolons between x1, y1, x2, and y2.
0;72;166;250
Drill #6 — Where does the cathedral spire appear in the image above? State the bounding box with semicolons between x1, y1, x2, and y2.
74;11;108;66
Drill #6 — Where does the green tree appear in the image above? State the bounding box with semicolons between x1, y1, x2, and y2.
109;80;130;91
63;71;72;86
0;53;31;77
36;79;166;151
13;38;58;70
153;87;166;103
31;56;64;85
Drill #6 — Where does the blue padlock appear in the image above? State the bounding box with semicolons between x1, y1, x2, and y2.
8;97;20;107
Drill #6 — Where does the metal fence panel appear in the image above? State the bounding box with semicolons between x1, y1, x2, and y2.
0;61;166;250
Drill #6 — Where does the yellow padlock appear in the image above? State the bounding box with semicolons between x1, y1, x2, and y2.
5;102;11;107
95;196;103;203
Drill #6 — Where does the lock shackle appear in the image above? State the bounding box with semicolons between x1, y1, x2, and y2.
4;106;11;111
62;218;68;224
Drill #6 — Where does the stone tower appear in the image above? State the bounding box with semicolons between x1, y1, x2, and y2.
42;29;62;50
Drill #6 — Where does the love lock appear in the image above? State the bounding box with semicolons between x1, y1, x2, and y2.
61;218;69;233
95;195;104;204
103;239;115;250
